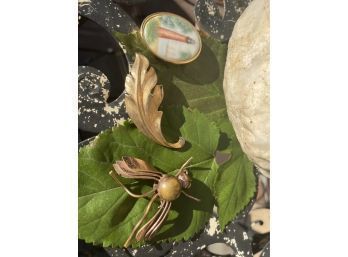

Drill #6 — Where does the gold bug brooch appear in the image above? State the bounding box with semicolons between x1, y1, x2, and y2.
109;156;200;248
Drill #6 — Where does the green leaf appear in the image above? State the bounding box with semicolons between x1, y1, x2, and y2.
114;32;257;230
79;108;220;247
213;120;256;228
114;32;228;123
215;154;255;228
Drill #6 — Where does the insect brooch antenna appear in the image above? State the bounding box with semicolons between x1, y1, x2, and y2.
108;156;200;248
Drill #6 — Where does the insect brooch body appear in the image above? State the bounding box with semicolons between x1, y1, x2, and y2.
109;156;200;248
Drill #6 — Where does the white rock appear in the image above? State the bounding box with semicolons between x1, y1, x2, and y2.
207;243;234;256
223;0;270;177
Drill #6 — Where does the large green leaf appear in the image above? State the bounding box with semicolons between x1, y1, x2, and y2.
115;32;228;123
79;108;220;247
115;32;257;229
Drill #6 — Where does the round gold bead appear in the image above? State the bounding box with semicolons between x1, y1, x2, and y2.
157;175;182;201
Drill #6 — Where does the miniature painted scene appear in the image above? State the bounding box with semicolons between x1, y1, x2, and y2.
142;13;201;63
78;0;270;257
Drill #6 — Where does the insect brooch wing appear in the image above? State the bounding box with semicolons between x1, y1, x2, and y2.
109;156;200;248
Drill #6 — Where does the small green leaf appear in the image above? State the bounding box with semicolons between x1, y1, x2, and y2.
215;154;255;229
213;119;257;228
78;108;220;247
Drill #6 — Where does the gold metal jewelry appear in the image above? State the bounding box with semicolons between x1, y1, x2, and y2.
109;156;200;247
140;12;202;64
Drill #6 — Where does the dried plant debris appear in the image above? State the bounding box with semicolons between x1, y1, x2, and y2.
125;53;185;148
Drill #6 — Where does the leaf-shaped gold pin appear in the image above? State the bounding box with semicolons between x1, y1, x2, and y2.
125;53;185;148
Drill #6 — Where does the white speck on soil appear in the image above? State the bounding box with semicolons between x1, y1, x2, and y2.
205;217;221;236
